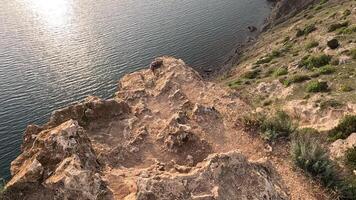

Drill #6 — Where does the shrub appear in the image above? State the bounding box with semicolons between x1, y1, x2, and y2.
328;115;356;141
259;111;297;141
328;21;349;32
241;112;266;132
345;146;356;169
291;131;338;187
300;54;332;69
292;130;356;199
296;24;317;37
306;81;329;93
283;74;310;86
318;65;336;75
273;67;288;77
242;69;260;79
306;40;319;49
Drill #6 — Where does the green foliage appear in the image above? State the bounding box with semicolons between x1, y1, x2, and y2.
242;69;260;79
259;111;297;141
241;111;296;141
328;115;356;141
306;81;329;93
345;147;356;169
328;21;349;32
296;24;317;37
317;65;336;75
283;74;310;86
292;129;356;199
299;54;332;69
319;0;328;4
306;40;319;49
273;67;288;77
291;131;338;186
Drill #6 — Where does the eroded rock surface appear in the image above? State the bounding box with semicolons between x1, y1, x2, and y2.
4;57;289;200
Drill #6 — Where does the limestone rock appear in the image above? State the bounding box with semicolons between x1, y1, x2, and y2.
136;151;289;200
330;133;356;159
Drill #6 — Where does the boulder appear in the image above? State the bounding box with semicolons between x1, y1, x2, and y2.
327;38;340;49
330;133;356;159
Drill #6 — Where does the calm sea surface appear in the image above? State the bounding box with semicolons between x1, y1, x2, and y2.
0;0;270;179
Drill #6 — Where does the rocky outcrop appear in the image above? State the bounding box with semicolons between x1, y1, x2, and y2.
264;0;317;29
136;151;288;200
330;133;356;160
4;57;289;199
4;120;112;200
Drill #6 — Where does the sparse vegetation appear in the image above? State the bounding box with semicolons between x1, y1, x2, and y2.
306;80;328;93
317;65;336;75
273;67;288;77
328;115;356;141
296;24;317;37
291;131;356;199
259;111;297;141
345;146;356;170
282;74;310;86
299;54;332;69
328;21;349;32
241;111;296;141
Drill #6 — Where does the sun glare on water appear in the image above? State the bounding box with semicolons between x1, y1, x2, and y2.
22;0;72;29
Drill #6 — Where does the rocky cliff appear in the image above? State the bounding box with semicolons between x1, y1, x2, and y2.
2;57;290;199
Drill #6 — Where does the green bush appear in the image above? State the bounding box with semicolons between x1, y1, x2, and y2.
273;67;288;77
345;146;356;169
328;115;356;141
296;24;317;37
299;54;332;69
241;111;296;141
328;21;349;32
291;131;338;187
260;111;297;141
283;74;310;86
306;80;328;93
291;132;356;198
306;40;319;49
318;65;336;75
